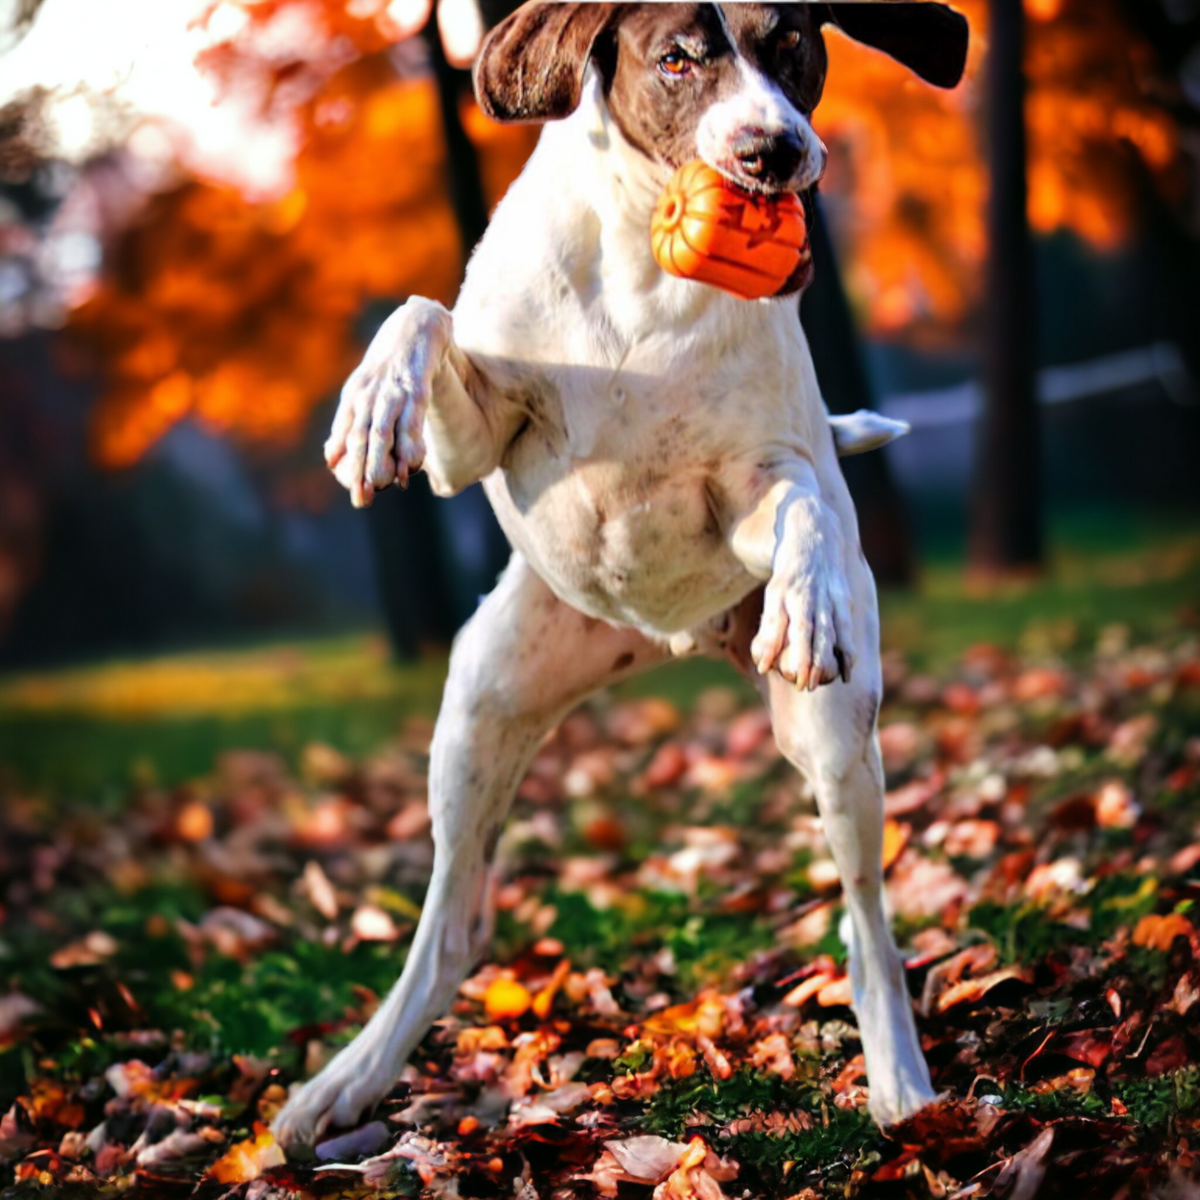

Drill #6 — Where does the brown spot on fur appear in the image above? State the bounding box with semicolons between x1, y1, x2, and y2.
702;478;724;537
854;688;882;741
483;822;504;861
724;588;766;677
504;416;532;460
605;4;828;175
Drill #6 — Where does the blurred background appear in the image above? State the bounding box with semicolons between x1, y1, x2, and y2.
0;0;1197;748
5;7;1200;1183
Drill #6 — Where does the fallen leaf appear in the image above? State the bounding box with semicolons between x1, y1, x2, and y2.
882;820;909;871
484;976;532;1020
531;958;570;1019
50;931;118;969
934;965;1032;1013
303;859;339;920
350;904;400;941
782;971;838;1009
207;1123;285;1184
1133;912;1192;951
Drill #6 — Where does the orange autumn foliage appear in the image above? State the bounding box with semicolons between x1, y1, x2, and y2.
817;0;1178;337
1133;912;1194;952
192;0;439;109
74;51;536;469
26;1081;85;1131
70;0;1178;466
817;0;989;337
483;975;532;1020
531;957;571;1018
1024;0;1178;248
207;1122;286;1184
781;969;844;1009
881;818;909;871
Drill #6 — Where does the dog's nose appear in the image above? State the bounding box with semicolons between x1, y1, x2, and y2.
733;130;805;187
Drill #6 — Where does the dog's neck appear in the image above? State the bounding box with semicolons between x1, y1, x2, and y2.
574;71;665;238
548;70;771;337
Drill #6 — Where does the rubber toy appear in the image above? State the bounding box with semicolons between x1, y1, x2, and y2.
650;159;810;300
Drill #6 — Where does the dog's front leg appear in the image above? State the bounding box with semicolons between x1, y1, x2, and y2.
723;457;935;1126
761;665;937;1127
728;461;856;692
326;298;516;507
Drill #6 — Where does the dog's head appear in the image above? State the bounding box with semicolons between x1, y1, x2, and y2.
475;2;969;198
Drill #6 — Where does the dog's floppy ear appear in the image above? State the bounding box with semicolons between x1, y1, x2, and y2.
822;3;970;89
474;1;619;124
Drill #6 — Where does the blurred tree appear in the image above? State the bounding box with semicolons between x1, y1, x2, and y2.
969;0;1044;577
427;2;490;253
4;0;1191;657
1113;0;1200;387
366;3;510;655
803;199;914;587
5;0;1179;461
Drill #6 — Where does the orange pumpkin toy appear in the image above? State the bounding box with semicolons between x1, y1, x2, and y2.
650;160;811;300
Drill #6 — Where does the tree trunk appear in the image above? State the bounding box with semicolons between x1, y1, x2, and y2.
802;196;914;587
369;16;510;658
424;11;490;254
969;0;1043;577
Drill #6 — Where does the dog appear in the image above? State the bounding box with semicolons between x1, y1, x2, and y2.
273;1;969;1148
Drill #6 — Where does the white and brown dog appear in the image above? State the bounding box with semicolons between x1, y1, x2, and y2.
274;1;969;1147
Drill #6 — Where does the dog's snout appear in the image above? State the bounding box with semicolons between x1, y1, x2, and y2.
733;130;805;187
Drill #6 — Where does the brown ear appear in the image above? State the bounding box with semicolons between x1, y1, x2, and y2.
473;1;619;124
822;2;970;89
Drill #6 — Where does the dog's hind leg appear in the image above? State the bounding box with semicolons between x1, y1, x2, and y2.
272;555;666;1148
727;582;935;1128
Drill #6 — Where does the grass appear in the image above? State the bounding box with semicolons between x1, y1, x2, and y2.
0;637;446;792
884;506;1200;670
0;506;1196;792
646;1065;880;1154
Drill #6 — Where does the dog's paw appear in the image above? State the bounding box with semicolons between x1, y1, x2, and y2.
751;549;855;690
324;298;453;509
272;1047;395;1151
868;1075;939;1130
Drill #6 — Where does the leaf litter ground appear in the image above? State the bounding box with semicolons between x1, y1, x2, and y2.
3;589;1200;1197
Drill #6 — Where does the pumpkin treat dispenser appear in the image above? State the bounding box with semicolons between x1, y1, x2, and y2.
650;160;811;301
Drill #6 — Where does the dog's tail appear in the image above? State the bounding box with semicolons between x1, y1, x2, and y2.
829;410;911;458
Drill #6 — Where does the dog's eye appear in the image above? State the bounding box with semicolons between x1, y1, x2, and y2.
777;29;801;51
658;50;691;77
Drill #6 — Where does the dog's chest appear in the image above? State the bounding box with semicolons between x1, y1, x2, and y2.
482;327;787;635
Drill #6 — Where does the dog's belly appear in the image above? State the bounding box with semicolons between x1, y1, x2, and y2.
484;456;753;635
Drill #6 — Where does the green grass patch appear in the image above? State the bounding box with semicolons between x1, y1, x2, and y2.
883;508;1200;670
967;873;1158;965
645;1066;882;1180
0;637;447;791
2;517;1197;791
1000;1069;1200;1132
514;887;779;993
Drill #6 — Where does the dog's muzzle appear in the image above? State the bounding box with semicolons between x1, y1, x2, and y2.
731;129;806;191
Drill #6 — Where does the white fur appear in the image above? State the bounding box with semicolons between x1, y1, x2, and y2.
273;68;930;1149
